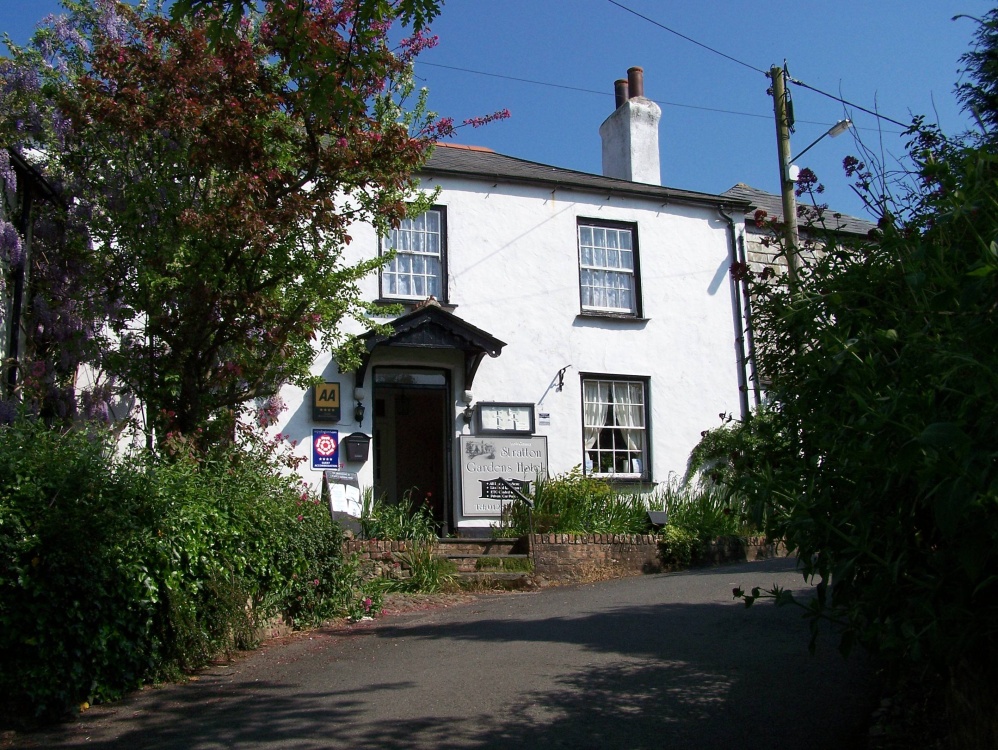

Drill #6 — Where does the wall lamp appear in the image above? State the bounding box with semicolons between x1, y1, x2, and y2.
461;389;475;423
353;387;366;425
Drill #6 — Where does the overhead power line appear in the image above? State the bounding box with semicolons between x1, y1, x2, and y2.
418;61;770;121
607;0;914;132
787;77;912;130
417;61;901;134
605;0;766;75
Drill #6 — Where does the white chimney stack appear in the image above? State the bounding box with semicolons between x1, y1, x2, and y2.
599;67;662;185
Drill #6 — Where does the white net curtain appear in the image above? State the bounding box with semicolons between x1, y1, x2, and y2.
583;379;645;476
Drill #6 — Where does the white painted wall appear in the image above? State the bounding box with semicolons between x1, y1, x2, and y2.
272;172;745;530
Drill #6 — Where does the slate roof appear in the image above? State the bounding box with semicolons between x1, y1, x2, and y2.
723;182;876;237
423;144;750;210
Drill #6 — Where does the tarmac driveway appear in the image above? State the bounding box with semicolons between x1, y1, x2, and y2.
12;557;878;750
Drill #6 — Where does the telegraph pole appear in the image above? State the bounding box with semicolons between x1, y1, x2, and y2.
770;64;799;290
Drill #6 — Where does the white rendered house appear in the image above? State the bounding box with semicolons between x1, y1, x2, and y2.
274;68;753;534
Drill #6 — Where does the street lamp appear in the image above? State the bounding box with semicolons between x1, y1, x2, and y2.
791;119;852;164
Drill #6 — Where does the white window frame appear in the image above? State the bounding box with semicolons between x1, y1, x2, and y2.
381;207;446;302
582;376;649;480
577;219;640;316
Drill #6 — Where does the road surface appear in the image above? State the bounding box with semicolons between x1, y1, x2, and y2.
13;557;878;749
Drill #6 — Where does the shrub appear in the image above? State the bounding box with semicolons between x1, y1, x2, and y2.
0;418;371;721
0;420;160;718
359;488;437;541
495;467;663;536
702;42;998;740
658;526;698;568
369;543;457;594
660;477;751;542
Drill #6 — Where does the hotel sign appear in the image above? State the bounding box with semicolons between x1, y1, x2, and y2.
459;435;548;517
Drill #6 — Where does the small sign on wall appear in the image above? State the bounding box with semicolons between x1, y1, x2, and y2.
312;383;341;422
311;429;339;470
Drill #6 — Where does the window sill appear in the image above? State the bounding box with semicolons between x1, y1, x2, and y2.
375;298;457;314
587;475;654;485
576;311;648;322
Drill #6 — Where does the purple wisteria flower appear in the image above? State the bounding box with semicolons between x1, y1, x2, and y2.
0;150;16;194
0;221;23;268
95;0;128;43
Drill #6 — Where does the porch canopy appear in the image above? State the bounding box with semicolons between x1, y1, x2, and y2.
352;300;506;391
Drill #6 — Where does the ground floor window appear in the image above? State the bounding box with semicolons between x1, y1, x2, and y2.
582;377;648;479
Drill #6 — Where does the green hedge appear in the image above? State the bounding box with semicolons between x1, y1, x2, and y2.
0;419;369;721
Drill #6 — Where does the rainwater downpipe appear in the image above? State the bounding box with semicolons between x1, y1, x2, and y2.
717;206;750;422
738;231;762;408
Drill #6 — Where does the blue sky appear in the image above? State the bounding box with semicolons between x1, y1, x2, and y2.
4;1;993;218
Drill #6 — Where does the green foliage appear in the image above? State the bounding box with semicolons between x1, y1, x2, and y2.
0;419;368;720
661;478;750;542
956;8;998;136
657;526;698;568
650;477;752;568
393;544;457;593
495;467;664;536
0;0;447;446
0;420;159;718
344;588;383;622
705;75;998;718
686;411;784;491
368;543;457;594
359;488;438;541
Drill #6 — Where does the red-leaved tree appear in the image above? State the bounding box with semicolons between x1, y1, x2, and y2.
0;0;505;445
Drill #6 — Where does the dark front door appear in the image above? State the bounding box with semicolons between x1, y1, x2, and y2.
372;368;450;532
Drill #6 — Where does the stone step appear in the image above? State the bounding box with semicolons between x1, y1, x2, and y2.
434;537;526;557
441;553;531;559
453;571;534;590
442;553;532;573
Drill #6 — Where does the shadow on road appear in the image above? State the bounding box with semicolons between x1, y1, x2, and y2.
15;559;877;750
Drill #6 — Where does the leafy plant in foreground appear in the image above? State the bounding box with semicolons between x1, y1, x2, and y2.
693;17;998;742
360;488;438;542
496;467;664;536
0;418;374;721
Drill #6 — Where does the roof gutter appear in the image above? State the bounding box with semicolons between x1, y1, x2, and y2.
419;166;751;212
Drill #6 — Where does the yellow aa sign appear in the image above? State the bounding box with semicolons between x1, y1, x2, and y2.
312;383;341;422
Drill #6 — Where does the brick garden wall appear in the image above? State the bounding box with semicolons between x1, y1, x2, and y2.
341;535;789;585
529;533;663;582
702;536;788;565
342;539;420;580
529;534;788;583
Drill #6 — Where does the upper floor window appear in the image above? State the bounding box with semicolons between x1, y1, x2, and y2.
583;376;649;480
578;219;640;316
382;207;447;302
